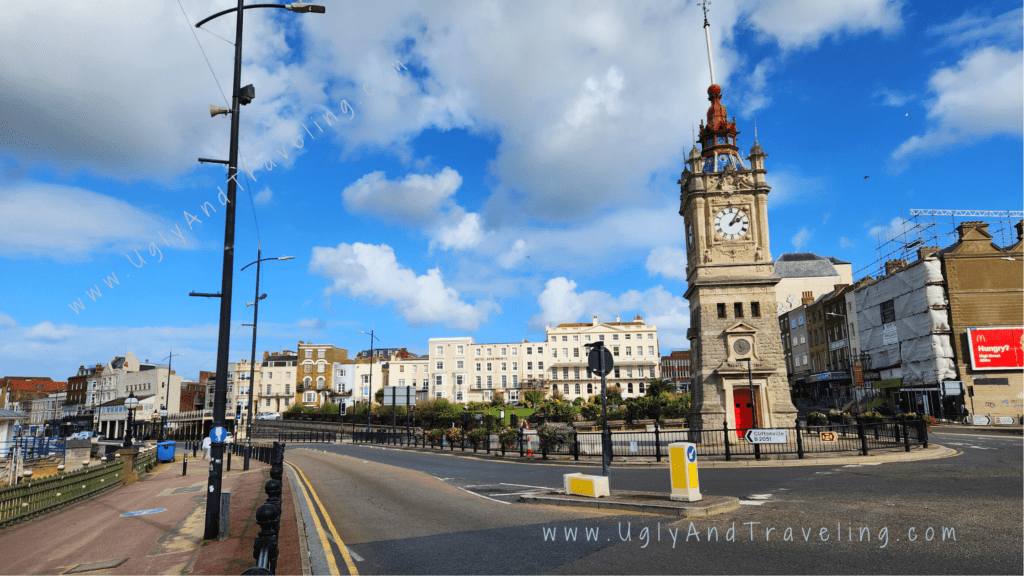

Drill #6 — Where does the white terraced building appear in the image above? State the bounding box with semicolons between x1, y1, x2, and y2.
423;315;661;404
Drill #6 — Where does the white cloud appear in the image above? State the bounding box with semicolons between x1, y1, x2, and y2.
926;8;1023;49
867;217;912;241
24;321;76;342
253;187;274;206
893;46;1023;160
743;0;903;50
528;277;690;348
0;182;199;262
741;58;774;116
765;166;826;207
792;227;813;250
645;246;688;281
872;87;914;107
308;242;498;331
295;318;326;330
430;211;485;251
0;1;318;179
341;167;463;226
497;239;529;269
0;311;17;328
839;237;856;249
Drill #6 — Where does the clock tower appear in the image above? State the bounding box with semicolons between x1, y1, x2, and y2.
678;82;798;432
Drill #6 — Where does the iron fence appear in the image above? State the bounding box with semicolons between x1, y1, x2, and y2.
1;437;65;461
0;459;122;528
350;418;930;461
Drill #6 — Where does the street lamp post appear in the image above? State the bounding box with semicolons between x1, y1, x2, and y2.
161;350;185;442
123;392;139;449
358;329;380;432
194;0;323;541
241;245;293;471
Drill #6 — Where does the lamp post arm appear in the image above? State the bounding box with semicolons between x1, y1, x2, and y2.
195;4;287;28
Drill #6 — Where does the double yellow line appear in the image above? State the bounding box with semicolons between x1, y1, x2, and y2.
286;461;359;575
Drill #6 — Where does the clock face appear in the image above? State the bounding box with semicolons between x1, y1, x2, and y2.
714;207;750;240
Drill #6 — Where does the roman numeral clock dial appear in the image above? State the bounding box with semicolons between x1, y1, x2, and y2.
714;207;749;240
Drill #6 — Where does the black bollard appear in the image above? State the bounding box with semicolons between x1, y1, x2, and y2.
183;453;188;476
227;450;232;471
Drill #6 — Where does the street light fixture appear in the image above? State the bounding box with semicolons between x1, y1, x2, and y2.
358;329;380;432
123;392;139;448
194;0;322;541
161;350;185;442
241;245;293;471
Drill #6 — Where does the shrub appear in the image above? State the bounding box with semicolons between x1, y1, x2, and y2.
445;428;464;446
497;427;519;449
536;423;574;453
467;428;488;449
426;429;446;445
318;402;340;415
807;412;828;426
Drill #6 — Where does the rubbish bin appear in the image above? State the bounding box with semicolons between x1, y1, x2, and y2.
157;441;177;463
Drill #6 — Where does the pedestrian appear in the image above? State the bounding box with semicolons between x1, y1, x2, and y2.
520;420;532;455
202;435;211;460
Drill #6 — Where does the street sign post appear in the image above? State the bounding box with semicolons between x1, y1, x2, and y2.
819;431;837;443
584;341;614;478
744;429;787;444
971;415;991;426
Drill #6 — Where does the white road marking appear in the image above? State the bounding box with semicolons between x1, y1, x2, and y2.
346;547;364;562
748;494;773;500
739;500;766;506
500;482;558;490
457;486;511;505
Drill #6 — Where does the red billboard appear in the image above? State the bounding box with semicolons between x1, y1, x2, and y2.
967;327;1024;370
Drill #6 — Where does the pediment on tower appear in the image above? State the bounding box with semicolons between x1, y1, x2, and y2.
724;322;758;336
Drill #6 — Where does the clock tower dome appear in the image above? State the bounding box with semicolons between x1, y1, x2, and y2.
678;11;797;431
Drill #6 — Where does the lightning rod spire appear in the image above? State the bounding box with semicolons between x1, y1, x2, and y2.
702;0;716;85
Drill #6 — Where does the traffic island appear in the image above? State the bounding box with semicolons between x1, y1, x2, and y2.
520;490;739;517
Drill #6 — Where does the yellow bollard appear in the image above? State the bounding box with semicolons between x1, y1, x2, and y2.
669;442;702;502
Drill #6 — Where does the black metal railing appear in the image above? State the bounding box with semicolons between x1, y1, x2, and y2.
242;441;285;575
349;418;930;461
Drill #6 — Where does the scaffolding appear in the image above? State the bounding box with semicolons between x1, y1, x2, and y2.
857;209;1023;279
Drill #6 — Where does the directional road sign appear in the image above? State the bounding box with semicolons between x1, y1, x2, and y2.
819;431;837;443
210;426;228;443
971;415;991;426
744;428;788;444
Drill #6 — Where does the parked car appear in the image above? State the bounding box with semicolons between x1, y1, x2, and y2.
256;412;282;420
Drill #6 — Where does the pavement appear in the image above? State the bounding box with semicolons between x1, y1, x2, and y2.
0;446;306;576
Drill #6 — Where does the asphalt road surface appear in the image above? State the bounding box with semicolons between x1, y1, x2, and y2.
284;431;1022;574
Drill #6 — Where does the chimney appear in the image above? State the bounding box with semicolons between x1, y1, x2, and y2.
956;220;990;241
592;315;598;326
885;259;908;275
833;283;850;293
634;313;643;322
615;315;620;322
801;291;814;306
916;246;940;261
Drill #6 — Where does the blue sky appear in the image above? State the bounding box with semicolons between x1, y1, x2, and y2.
1;0;1021;382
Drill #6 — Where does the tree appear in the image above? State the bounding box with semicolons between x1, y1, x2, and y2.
605;384;623;405
318;402;340;415
523;390;546;408
489;391;505;407
644;378;673;397
375;388;385;405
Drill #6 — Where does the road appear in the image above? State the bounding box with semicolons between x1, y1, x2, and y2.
284;431;1022;574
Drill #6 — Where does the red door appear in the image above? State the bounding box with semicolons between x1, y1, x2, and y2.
734;388;754;438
